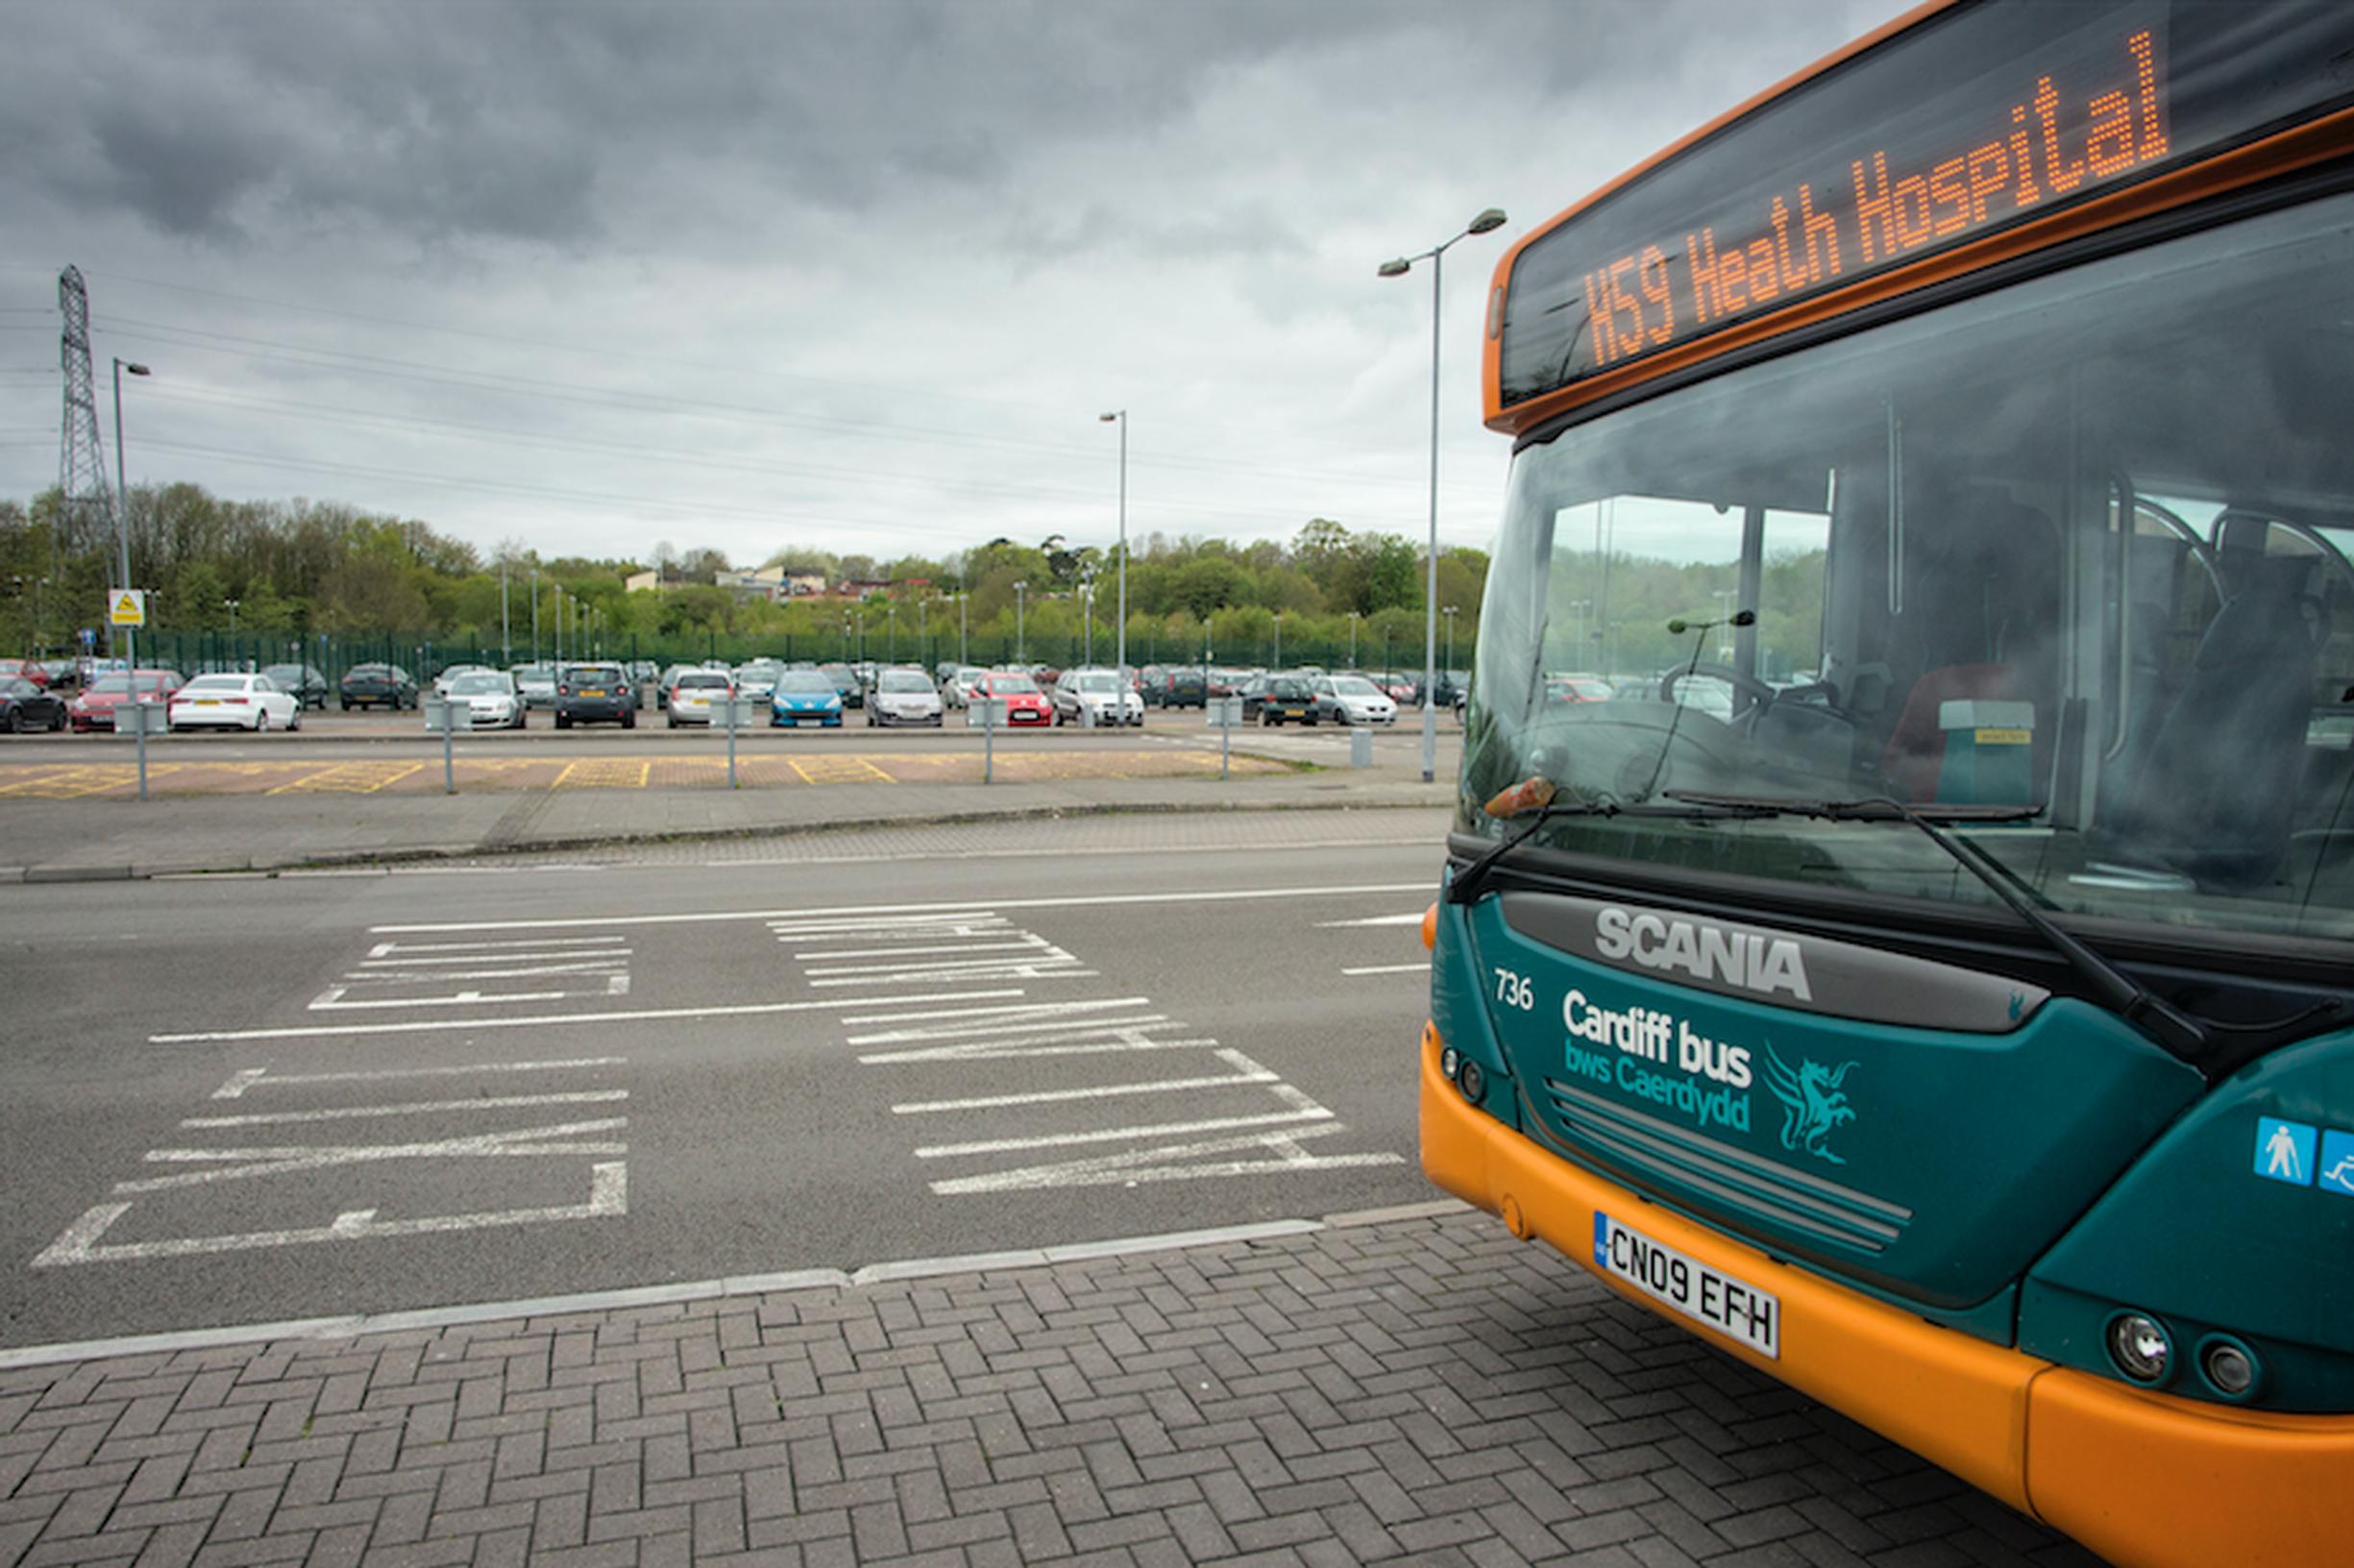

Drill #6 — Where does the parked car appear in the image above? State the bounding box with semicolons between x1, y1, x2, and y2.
555;662;636;728
436;670;527;728
1052;668;1143;727
945;666;989;710
733;661;782;701
821;662;863;709
867;667;943;727
655;664;693;710
1154;670;1207;709
973;672;1052;725
0;676;67;732
0;659;56;689
666;670;732;726
770;669;845;727
261;663;331;709
1240;674;1318;725
432;664;489;697
512;663;558;709
170;673;302;731
340;663;417;710
1544;674;1616;704
1309;674;1398;726
69;670;184;731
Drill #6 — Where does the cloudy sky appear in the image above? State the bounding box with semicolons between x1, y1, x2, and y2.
2;0;1900;572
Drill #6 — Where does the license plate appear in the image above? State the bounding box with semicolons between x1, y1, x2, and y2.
196;699;219;706
581;689;604;698
1592;1212;1779;1359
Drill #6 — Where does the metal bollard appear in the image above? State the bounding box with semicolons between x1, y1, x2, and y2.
1351;727;1373;769
422;698;458;793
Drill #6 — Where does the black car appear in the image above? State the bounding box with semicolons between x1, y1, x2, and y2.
262;663;330;709
0;676;66;732
1240;674;1317;725
554;662;636;728
1157;670;1207;709
340;663;418;710
821;662;862;709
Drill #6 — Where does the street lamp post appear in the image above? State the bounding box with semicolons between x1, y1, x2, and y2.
110;358;151;667
888;603;898;665
1442;604;1458;684
1082;581;1094;668
1273;610;1283;669
958;592;969;666
1099;410;1127;677
530;567;541;663
225;598;240;644
1014;581;1028;663
1347;611;1360;666
500;557;511;666
918;594;928;669
1379;206;1507;782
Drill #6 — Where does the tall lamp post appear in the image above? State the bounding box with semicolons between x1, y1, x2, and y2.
530;566;541;663
958;592;969;665
1273;609;1284;669
1098;410;1127;676
1442;604;1459;684
1014;580;1028;663
110;358;151;667
1379;206;1507;782
500;556;511;666
1347;610;1360;667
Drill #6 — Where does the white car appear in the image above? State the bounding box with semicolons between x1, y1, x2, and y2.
438;670;526;729
867;667;944;727
432;664;488;697
734;662;781;700
667;670;733;726
1052;668;1144;727
168;673;302;732
1311;674;1398;725
946;667;990;710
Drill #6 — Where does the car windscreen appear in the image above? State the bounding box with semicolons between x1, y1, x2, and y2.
879;673;932;693
1332;677;1381;697
347;666;391;678
1075;674;1117;693
777;672;834;693
566;668;622;684
182;675;245;693
675;674;730;690
989;676;1039;695
449;674;510;694
88;675;134;694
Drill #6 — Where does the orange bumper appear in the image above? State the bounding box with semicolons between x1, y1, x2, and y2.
1417;1022;2354;1568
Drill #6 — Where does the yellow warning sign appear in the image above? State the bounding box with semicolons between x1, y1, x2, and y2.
108;589;146;627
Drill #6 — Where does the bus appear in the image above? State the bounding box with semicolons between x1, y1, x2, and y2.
1419;3;2354;1563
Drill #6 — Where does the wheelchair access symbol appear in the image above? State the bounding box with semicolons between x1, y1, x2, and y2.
2317;1129;2354;1198
2254;1117;2316;1187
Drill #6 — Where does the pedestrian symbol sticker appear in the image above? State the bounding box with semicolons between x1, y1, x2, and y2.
2254;1117;2316;1186
2318;1129;2354;1198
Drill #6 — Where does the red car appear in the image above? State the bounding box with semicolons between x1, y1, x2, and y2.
69;669;184;732
976;673;1053;725
0;658;56;689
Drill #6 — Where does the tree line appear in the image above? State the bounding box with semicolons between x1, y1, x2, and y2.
2;482;1491;670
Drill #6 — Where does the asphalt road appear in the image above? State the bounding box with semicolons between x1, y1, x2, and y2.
0;813;1450;1348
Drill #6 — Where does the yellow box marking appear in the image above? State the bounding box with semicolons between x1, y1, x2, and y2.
0;766;176;799
268;761;426;796
788;756;895;786
552;759;652;790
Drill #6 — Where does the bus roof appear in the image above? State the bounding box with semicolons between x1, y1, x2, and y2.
1484;0;2354;436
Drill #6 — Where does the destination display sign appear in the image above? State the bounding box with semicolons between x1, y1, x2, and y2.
1494;0;2354;419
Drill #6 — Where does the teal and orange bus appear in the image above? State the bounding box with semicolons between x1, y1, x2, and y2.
1421;3;2354;1562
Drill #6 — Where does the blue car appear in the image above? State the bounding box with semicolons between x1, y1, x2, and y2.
771;670;845;727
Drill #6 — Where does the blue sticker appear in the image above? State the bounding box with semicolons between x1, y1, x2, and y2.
2255;1117;2317;1187
1593;1211;1610;1268
2318;1130;2354;1199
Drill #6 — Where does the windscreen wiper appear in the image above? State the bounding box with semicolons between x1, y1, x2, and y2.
1662;790;2222;1066
1447;782;1775;907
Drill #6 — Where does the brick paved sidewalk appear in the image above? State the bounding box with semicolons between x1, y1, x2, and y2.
0;1209;2099;1568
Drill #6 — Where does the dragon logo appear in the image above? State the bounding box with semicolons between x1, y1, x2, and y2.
1762;1046;1859;1165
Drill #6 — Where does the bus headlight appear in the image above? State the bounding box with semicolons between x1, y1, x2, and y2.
2106;1312;2172;1384
1439;1046;1460;1080
1458;1059;1487;1106
2199;1336;2260;1398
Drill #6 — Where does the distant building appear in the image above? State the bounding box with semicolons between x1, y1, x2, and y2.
625;569;661;594
832;577;892;600
782;570;827;598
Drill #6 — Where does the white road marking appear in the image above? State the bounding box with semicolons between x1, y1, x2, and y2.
790;938;1044;961
184;1090;629;1127
928;1125;1402;1194
211;1058;626;1098
120;1118;630;1192
846;1011;1165;1046
860;1027;1213;1065
34;1163;627;1266
891;1047;1278;1114
308;988;574;1011
152;988;1028;1043
367;937;629;958
343;960;629;983
840;997;1152;1030
374;882;1432;934
916;1092;1334;1158
1341;963;1430;975
706;835;1436;869
1316;913;1429;927
357;950;629;968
